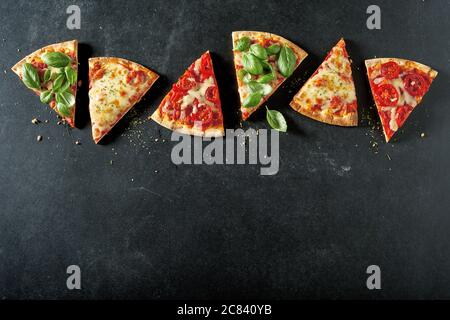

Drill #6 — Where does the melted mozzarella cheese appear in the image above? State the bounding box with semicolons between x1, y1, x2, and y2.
180;76;215;109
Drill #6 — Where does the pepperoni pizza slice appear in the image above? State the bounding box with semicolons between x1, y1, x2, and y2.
365;58;438;142
88;57;159;144
150;51;224;137
290;38;358;126
232;31;308;121
11;40;78;127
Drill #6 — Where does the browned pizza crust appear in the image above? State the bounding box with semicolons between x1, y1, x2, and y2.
290;100;358;126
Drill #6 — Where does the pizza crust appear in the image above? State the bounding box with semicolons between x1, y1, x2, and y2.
151;111;224;138
290;101;358;126
232;31;308;120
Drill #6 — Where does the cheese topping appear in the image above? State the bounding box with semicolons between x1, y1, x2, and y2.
180;76;215;109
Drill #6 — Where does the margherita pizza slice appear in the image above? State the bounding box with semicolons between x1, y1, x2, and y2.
365;58;438;142
150;51;224;137
232;31;308;120
88;57;159;143
290;38;358;126
11;40;78;127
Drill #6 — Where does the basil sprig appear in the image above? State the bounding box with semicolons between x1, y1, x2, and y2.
41;52;71;68
22;63;41;90
277;46;297;78
20;51;77;118
266;107;287;132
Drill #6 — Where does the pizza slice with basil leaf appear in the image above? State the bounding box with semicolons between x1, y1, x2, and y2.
11;40;79;127
290;38;358;126
365;58;437;142
150;51;224;137
232;31;308;121
88;57;159;144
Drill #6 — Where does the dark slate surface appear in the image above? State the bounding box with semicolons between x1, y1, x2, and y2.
0;0;449;299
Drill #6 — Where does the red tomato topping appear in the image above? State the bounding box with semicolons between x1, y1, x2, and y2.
374;84;399;106
193;104;213;129
177;76;196;91
346;101;358;113
200;54;213;80
381;61;400;80
403;72;429;97
396;104;414;127
205;86;218;103
380;110;394;138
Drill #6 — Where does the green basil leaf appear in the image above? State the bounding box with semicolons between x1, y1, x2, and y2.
266;44;281;56
43;69;52;84
242;53;263;75
242;92;262;108
51;74;66;92
266;107;287;132
40;90;53;104
41;52;71;68
56;102;71;117
50;68;64;80
277;46;297;78
56;79;71;93
237;69;247;81
64;66;77;85
257;72;275;84
250;44;268;60
56;91;75;107
235;37;251;52
247;81;264;93
22;63;41;90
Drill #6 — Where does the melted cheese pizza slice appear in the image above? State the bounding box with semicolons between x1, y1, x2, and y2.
88;57;159;143
290;38;358;126
365;58;437;142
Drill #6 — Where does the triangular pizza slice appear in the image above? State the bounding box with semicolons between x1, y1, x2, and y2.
11;40;79;127
365;58;438;142
88;57;159;143
290;38;358;126
232;31;308;121
150;51;224;137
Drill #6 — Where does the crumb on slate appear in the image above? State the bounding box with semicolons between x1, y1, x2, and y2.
36;135;42;142
31;118;39;124
421;133;426;138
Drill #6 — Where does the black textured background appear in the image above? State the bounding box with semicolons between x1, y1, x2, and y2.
0;0;449;299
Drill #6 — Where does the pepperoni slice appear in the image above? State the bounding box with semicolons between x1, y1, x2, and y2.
205;86;218;103
374;84;399;106
200;54;213;80
403;72;428;97
381;61;400;80
178;76;196;91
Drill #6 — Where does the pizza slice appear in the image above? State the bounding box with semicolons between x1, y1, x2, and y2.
290;38;358;126
88;57;159;143
11;40;79;127
150;51;224;137
232;31;308;120
365;58;438;142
